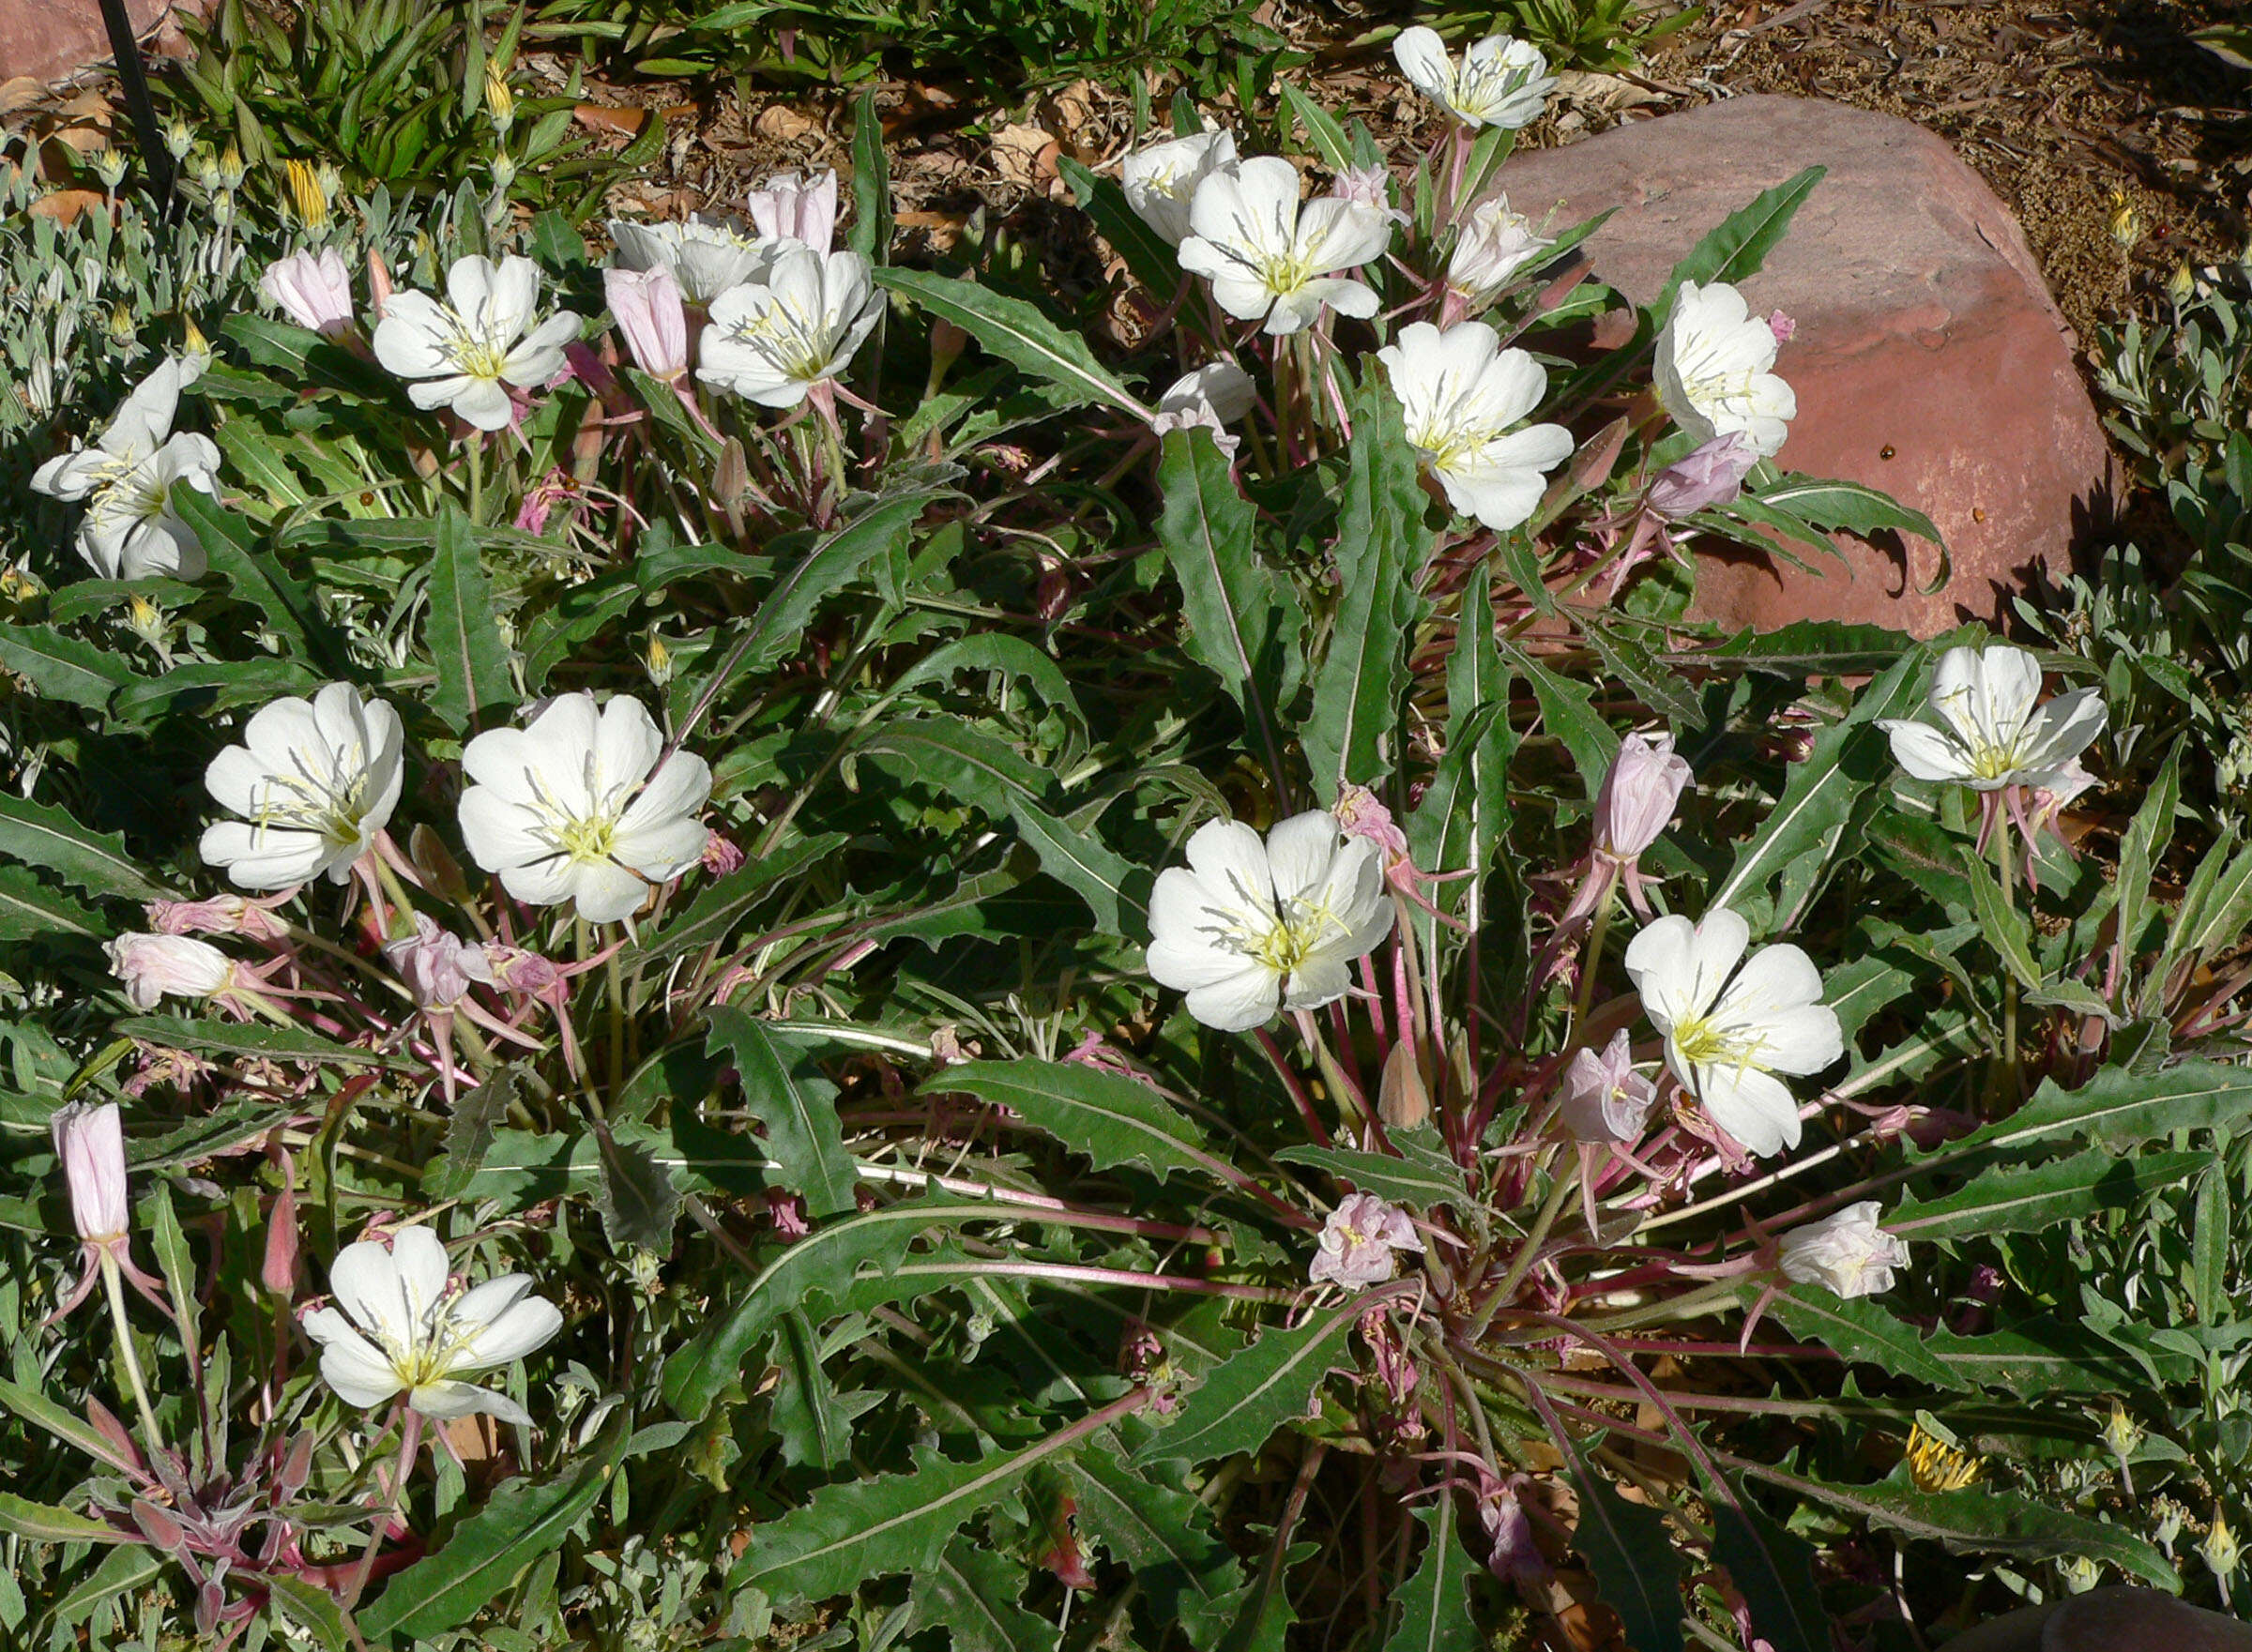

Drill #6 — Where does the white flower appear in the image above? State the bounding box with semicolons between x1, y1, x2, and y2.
1150;361;1256;458
607;215;769;306
301;1225;561;1425
1177;157;1393;336
31;356;222;580
1448;194;1552;304
1147;811;1394;1032
1121;129;1240;246
1653;280;1796;458
745;168;840;251
200;683;406;889
1622;908;1842;1157
107;932;235;1009
1377;321;1575;532
1777;1202;1908;1299
696;243;885;410
1310;1192;1424;1288
1877;644;2107;793
260;248;355;335
1393;27;1556;130
457;691;712;924
372;255;583;432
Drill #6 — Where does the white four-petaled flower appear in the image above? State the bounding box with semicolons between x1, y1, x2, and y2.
696;243;885;409
200;682;406;888
1121;129;1240;247
1392;27;1556;130
1777;1202;1908;1299
1623;908;1841;1157
607;215;769;307
373;255;583;432
1653;280;1796;458
1177;157;1393;336
457;691;712;925
1147;811;1394;1032
1877;644;2106;792
1447;194;1552;307
301;1225;562;1425
31;356;222;580
1377;320;1575;531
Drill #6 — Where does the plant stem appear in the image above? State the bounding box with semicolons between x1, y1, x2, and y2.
1572;887;1615;1028
1576;1275;1748;1334
1995;811;2021;1105
1468;1160;1577;1339
99;1254;162;1447
465;434;484;523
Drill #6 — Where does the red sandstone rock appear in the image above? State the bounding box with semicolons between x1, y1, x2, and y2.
0;0;179;87
1944;1586;2252;1652
1499;93;2110;637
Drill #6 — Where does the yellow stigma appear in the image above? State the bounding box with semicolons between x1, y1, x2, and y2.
558;815;616;864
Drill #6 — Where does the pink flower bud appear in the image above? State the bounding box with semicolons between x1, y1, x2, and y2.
106;932;234;1009
484;944;564;1003
259;249;355;336
1557;1030;1656;1145
1646;432;1758;519
52;1100;129;1245
366;249;394;319
382;914;492;1009
1330;164;1406;224
1768;309;1797;342
604;265;689;382
263;1173;301;1298
1309;1191;1424;1289
1593;732;1692;863
746;168;839;250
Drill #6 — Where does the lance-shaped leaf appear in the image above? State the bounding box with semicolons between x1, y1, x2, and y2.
1155;429;1304;771
111;1016;412;1070
876;268;1148;417
1757;477;1942;549
1409;565;1516;929
1275;1129;1467;1214
1135;1296;1365;1466
1886;1148;2210;1242
1925;1057;2252;1164
1707;1481;1827;1652
1523;1382;1684;1652
1746;1283;1970;1392
933;1059;1234;1187
1008;797;1144;933
0;1493;128;1545
1652;166;1826;326
427;504;517;733
631;832;846;963
706;1009;858;1218
1059;156;1179;298
1384;1495;1481;1652
0;795;168;901
0;866;103;940
857;715;1057;818
1062;1453;1248;1644
1302;372;1431;802
1923;1319;2194;1397
0;623;132;708
911;1538;1060;1652
175;489;344;674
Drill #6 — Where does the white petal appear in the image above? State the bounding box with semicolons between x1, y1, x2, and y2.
1878;719;1971;784
408;1380;531;1427
558;858;649;924
1264;811;1342;904
455;1289;564;1369
327;1239;409;1345
1183;965;1283;1032
303;1310;403;1408
1695;1064;1803;1156
1392;25;1453;99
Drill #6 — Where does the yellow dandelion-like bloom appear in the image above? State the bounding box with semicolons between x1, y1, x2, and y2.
1906;1422;1983;1493
282;159;328;230
2107;187;2141;250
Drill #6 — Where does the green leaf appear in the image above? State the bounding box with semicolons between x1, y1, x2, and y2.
1008;797;1144;932
426;1067;518;1201
0;795;168;901
1712;643;1928;927
1274;1129;1467;1213
631;832;845;963
1960;841;2042;991
1707;621;1915;679
935;1059;1233;1187
1750;1285;1970;1392
2196;1159;2229;1330
592;1129;682;1256
1923;1319;2194;1397
771;1310;859;1471
111;1016;412;1070
0;866;103;941
1154;429;1304;760
1887;1148;2209;1241
1059;156;1179;298
1135;1296;1363;1466
359;1416;629;1639
1707;1483;1827;1652
1505;643;1618;804
427;503;517;732
1062;1453;1247;1644
0;1492;127;1545
1562;1466;1683;1652
849;88;891;265
1757;476;1943;549
910;1538;1060;1652
1759;1466;2176;1589
1408;564;1514;929
1654;166;1826;325
0;623;130;708
706;1010;859;1219
875;269;1146;417
264;1574;352;1651
1930;1058;2252;1161
0;1374;139;1473
1385;1495;1480;1652
1303;371;1430;801
857;716;1055;817
174;489;342;673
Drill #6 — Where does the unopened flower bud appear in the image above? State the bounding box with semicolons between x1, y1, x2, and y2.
1776;1201;1908;1299
261;248;356;336
2101;1397;2144;1463
52;1100;129;1245
1647;432;1758;519
1330;164;1403;223
747;167;840;250
1593;731;1692;863
125;595;168;648
1309;1192;1423;1289
490;152;518;194
604;265;688;382
2107;188;2140;250
2203;1506;2243;1586
1559;1030;1655;1145
92;149;129;191
145;895;286;941
2169;261;2197;305
282;159;327;229
1448;194;1551;307
106;932;235;1009
162;116;193;160
484;62;516;134
644;631;675;687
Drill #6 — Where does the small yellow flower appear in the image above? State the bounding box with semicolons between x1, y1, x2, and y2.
484;61;515;131
181;317;210;358
125;595;168;648
282;159;328;230
2107;187;2141;250
2168;262;2197;305
1905;1421;1982;1493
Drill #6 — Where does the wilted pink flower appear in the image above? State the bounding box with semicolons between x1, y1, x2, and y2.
1768;309;1797;343
145;893;289;941
1479;1477;1548;1584
1310;1192;1423;1289
1646;432;1758;519
382;914;492;1009
747;168;839;251
1558;1030;1656;1145
261;249;356;336
107;933;235;1009
701;830;746;876
1331;163;1408;225
604;265;688;382
1594;732;1692;868
1334;784;1409;860
767;1190;811;1237
1777;1201;1907;1298
54;1100;129;1244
